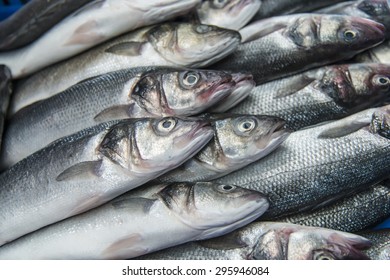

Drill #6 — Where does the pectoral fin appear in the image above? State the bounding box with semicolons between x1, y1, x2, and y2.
274;75;315;98
56;160;102;181
93;105;134;123
318;122;369;139
105;42;146;56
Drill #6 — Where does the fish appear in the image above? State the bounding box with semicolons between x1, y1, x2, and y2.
9;22;241;115
212;14;385;85
156;114;289;182
0;65;12;151
0;0;93;51
316;0;390;38
0;117;213;246
0;0;201;78
359;229;390;260
355;40;390;63
214;105;390;219
277;183;390;233
252;0;346;20
229;63;390;130
0;67;234;169
196;0;261;30
0;182;269;259
138;222;371;260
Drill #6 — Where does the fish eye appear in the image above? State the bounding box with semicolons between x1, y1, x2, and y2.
237;118;256;133
212;0;228;8
182;72;200;87
313;251;335;260
195;25;213;34
343;29;358;42
217;184;237;193
157;118;177;133
373;75;390;87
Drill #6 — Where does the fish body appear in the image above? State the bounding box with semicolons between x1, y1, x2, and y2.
317;0;390;38
196;0;261;30
215;105;390;219
213;14;385;85
356;40;390;63
0;0;93;51
9;22;241;114
1;68;233;169
0;182;269;259
0;65;12;151
157;114;289;182
277;183;390;233
139;222;371;260
0;117;213;246
230;63;390;130
0;0;201;78
360;230;390;260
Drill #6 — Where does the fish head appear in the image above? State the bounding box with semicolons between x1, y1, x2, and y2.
196;0;261;30
369;104;390;138
356;0;390;32
197;114;289;171
98;117;213;173
157;182;269;238
319;64;390;112
315;15;385;51
210;72;255;112
158;69;235;115
251;223;371;260
147;22;241;67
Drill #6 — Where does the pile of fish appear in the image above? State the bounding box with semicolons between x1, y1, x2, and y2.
0;0;389;260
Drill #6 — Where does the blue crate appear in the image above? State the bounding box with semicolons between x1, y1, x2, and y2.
0;0;30;21
374;217;390;230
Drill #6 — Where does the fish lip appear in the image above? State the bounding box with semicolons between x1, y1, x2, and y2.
200;80;236;103
354;17;386;36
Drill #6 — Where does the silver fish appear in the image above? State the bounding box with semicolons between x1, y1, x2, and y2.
212;14;385;85
0;65;12;151
317;0;390;38
10;22;241;115
214;105;390;219
252;0;346;20
0;117;213;246
277;183;390;233
0;0;93;51
229;63;390;130
355;40;390;63
0;67;233;169
360;229;390;260
0;0;202;78
139;222;371;260
156;114;289;182
0;182;269;259
196;0;261;30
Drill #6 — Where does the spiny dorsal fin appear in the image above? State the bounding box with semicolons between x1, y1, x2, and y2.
56;160;102;181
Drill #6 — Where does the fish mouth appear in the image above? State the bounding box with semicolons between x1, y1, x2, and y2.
173;120;213;152
199;80;236;106
352;17;386;46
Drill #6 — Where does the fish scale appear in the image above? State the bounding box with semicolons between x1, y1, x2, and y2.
214;106;390;219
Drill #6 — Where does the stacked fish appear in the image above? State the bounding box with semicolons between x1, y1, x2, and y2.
0;0;389;260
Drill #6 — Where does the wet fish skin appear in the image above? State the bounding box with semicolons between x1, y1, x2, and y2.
156;114;289;182
9;22;241;115
253;0;346;20
355;40;390;63
0;0;201;78
0;117;213;246
0;67;233;169
196;0;261;30
212;14;385;85
277;183;390;233
0;65;12;151
214;105;390;219
359;229;390;260
0;0;93;51
0;182;269;259
317;0;390;38
139;222;371;260
229;63;390;130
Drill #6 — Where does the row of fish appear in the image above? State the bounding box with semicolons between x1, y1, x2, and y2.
0;0;389;260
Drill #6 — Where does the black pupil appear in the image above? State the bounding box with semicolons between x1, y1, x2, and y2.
243;122;252;130
379;77;388;84
162;121;172;128
223;185;233;190
186;74;197;84
345;31;355;39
